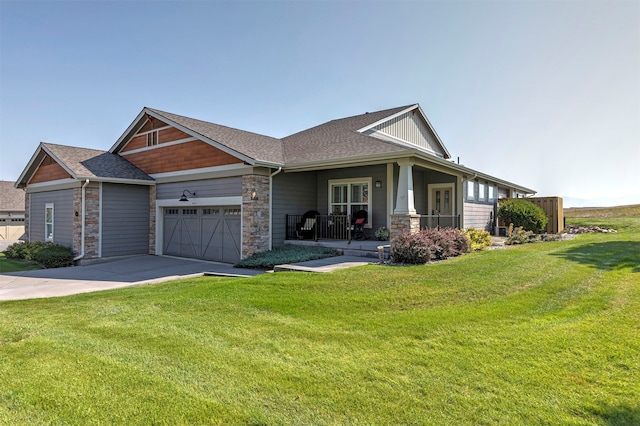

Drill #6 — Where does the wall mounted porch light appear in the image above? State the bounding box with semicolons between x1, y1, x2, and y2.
250;189;258;201
179;189;196;202
375;180;382;188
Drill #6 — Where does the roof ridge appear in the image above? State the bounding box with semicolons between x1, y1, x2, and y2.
147;107;282;141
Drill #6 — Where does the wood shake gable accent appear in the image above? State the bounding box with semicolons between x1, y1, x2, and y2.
122;140;241;174
29;155;73;184
121;117;194;153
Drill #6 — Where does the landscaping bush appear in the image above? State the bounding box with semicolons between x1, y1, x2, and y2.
498;198;548;233
391;228;470;264
390;231;434;265
4;241;74;268
463;228;492;251
235;244;339;269
505;225;535;245
32;244;74;268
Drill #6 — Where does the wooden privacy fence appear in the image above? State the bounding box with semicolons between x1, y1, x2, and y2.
499;197;564;234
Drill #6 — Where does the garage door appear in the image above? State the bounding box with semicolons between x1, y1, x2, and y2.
163;206;241;263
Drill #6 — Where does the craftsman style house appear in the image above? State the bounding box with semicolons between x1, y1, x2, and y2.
15;104;535;263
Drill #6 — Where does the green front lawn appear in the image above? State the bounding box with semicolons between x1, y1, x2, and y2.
1;218;638;424
0;253;41;273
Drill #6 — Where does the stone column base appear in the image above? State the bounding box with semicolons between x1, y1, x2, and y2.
390;214;421;240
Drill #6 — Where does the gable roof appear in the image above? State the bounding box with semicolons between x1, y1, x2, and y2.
110;107;285;167
0;181;25;211
281;104;451;166
15;142;153;188
282;105;417;165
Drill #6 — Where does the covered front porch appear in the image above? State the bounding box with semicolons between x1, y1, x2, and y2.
272;159;464;246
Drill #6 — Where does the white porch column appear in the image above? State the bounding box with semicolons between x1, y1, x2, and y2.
394;159;416;214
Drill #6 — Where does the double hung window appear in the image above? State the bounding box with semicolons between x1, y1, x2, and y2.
329;178;371;226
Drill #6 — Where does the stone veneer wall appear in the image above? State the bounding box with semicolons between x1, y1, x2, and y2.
390;214;421;241
72;186;100;259
242;174;270;258
148;185;156;255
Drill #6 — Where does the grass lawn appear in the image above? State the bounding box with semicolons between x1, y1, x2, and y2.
0;253;41;273
0;218;638;424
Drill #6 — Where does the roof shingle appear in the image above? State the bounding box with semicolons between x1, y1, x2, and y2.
0;181;25;211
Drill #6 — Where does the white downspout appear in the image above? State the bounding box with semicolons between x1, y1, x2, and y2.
73;179;89;262
268;167;283;250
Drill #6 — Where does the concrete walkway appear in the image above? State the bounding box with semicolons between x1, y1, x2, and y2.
274;256;374;273
0;255;262;301
0;252;376;301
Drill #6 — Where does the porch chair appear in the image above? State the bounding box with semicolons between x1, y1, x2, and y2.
296;210;320;240
350;210;369;240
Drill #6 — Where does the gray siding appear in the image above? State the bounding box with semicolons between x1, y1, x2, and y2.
317;165;387;231
101;183;150;257
29;189;74;247
463;202;494;231
371;111;445;156
156;177;242;200
271;171;318;246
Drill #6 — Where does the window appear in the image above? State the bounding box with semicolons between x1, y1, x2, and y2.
45;203;54;242
478;183;486;201
467;181;475;200
146;131;158;147
328;178;371;226
488;186;496;201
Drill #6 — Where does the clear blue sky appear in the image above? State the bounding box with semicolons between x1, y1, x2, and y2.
1;0;638;207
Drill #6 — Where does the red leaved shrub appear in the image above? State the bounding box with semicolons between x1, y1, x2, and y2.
390;228;470;264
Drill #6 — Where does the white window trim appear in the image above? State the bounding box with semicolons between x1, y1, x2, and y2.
478;182;486;201
428;183;456;216
45;203;54;242
328;177;372;228
466;181;475;200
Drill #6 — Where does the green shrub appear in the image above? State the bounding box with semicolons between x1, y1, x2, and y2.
235;244;339;269
4;241;74;268
463;228;492;251
391;228;470;264
498;199;548;233
505;226;535;245
32;244;74;268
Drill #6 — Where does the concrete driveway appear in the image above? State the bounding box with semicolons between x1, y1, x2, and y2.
0;255;262;301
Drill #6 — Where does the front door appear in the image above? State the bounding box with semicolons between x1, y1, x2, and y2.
427;184;456;228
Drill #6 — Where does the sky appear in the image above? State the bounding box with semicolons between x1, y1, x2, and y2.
1;0;638;208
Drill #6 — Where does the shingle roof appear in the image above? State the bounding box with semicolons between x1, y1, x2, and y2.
43;143;153;181
0;181;25;211
282;105;415;164
147;108;285;165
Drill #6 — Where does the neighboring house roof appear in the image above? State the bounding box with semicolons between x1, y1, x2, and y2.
15;142;153;188
0;181;25;211
110;107;285;166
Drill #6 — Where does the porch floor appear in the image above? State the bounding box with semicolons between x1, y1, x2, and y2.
286;238;390;259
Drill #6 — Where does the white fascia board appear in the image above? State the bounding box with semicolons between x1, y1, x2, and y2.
40;144;78;178
76;176;156;186
356;104;419;133
25;178;80;192
156;196;242;207
283;151;419;172
417;154;536;194
109;108;149;153
367;130;445;158
144;109;257;165
15;144;47;188
151;163;253;183
414;104;451;159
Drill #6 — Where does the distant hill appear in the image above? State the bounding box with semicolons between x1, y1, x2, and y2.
564;204;640;218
